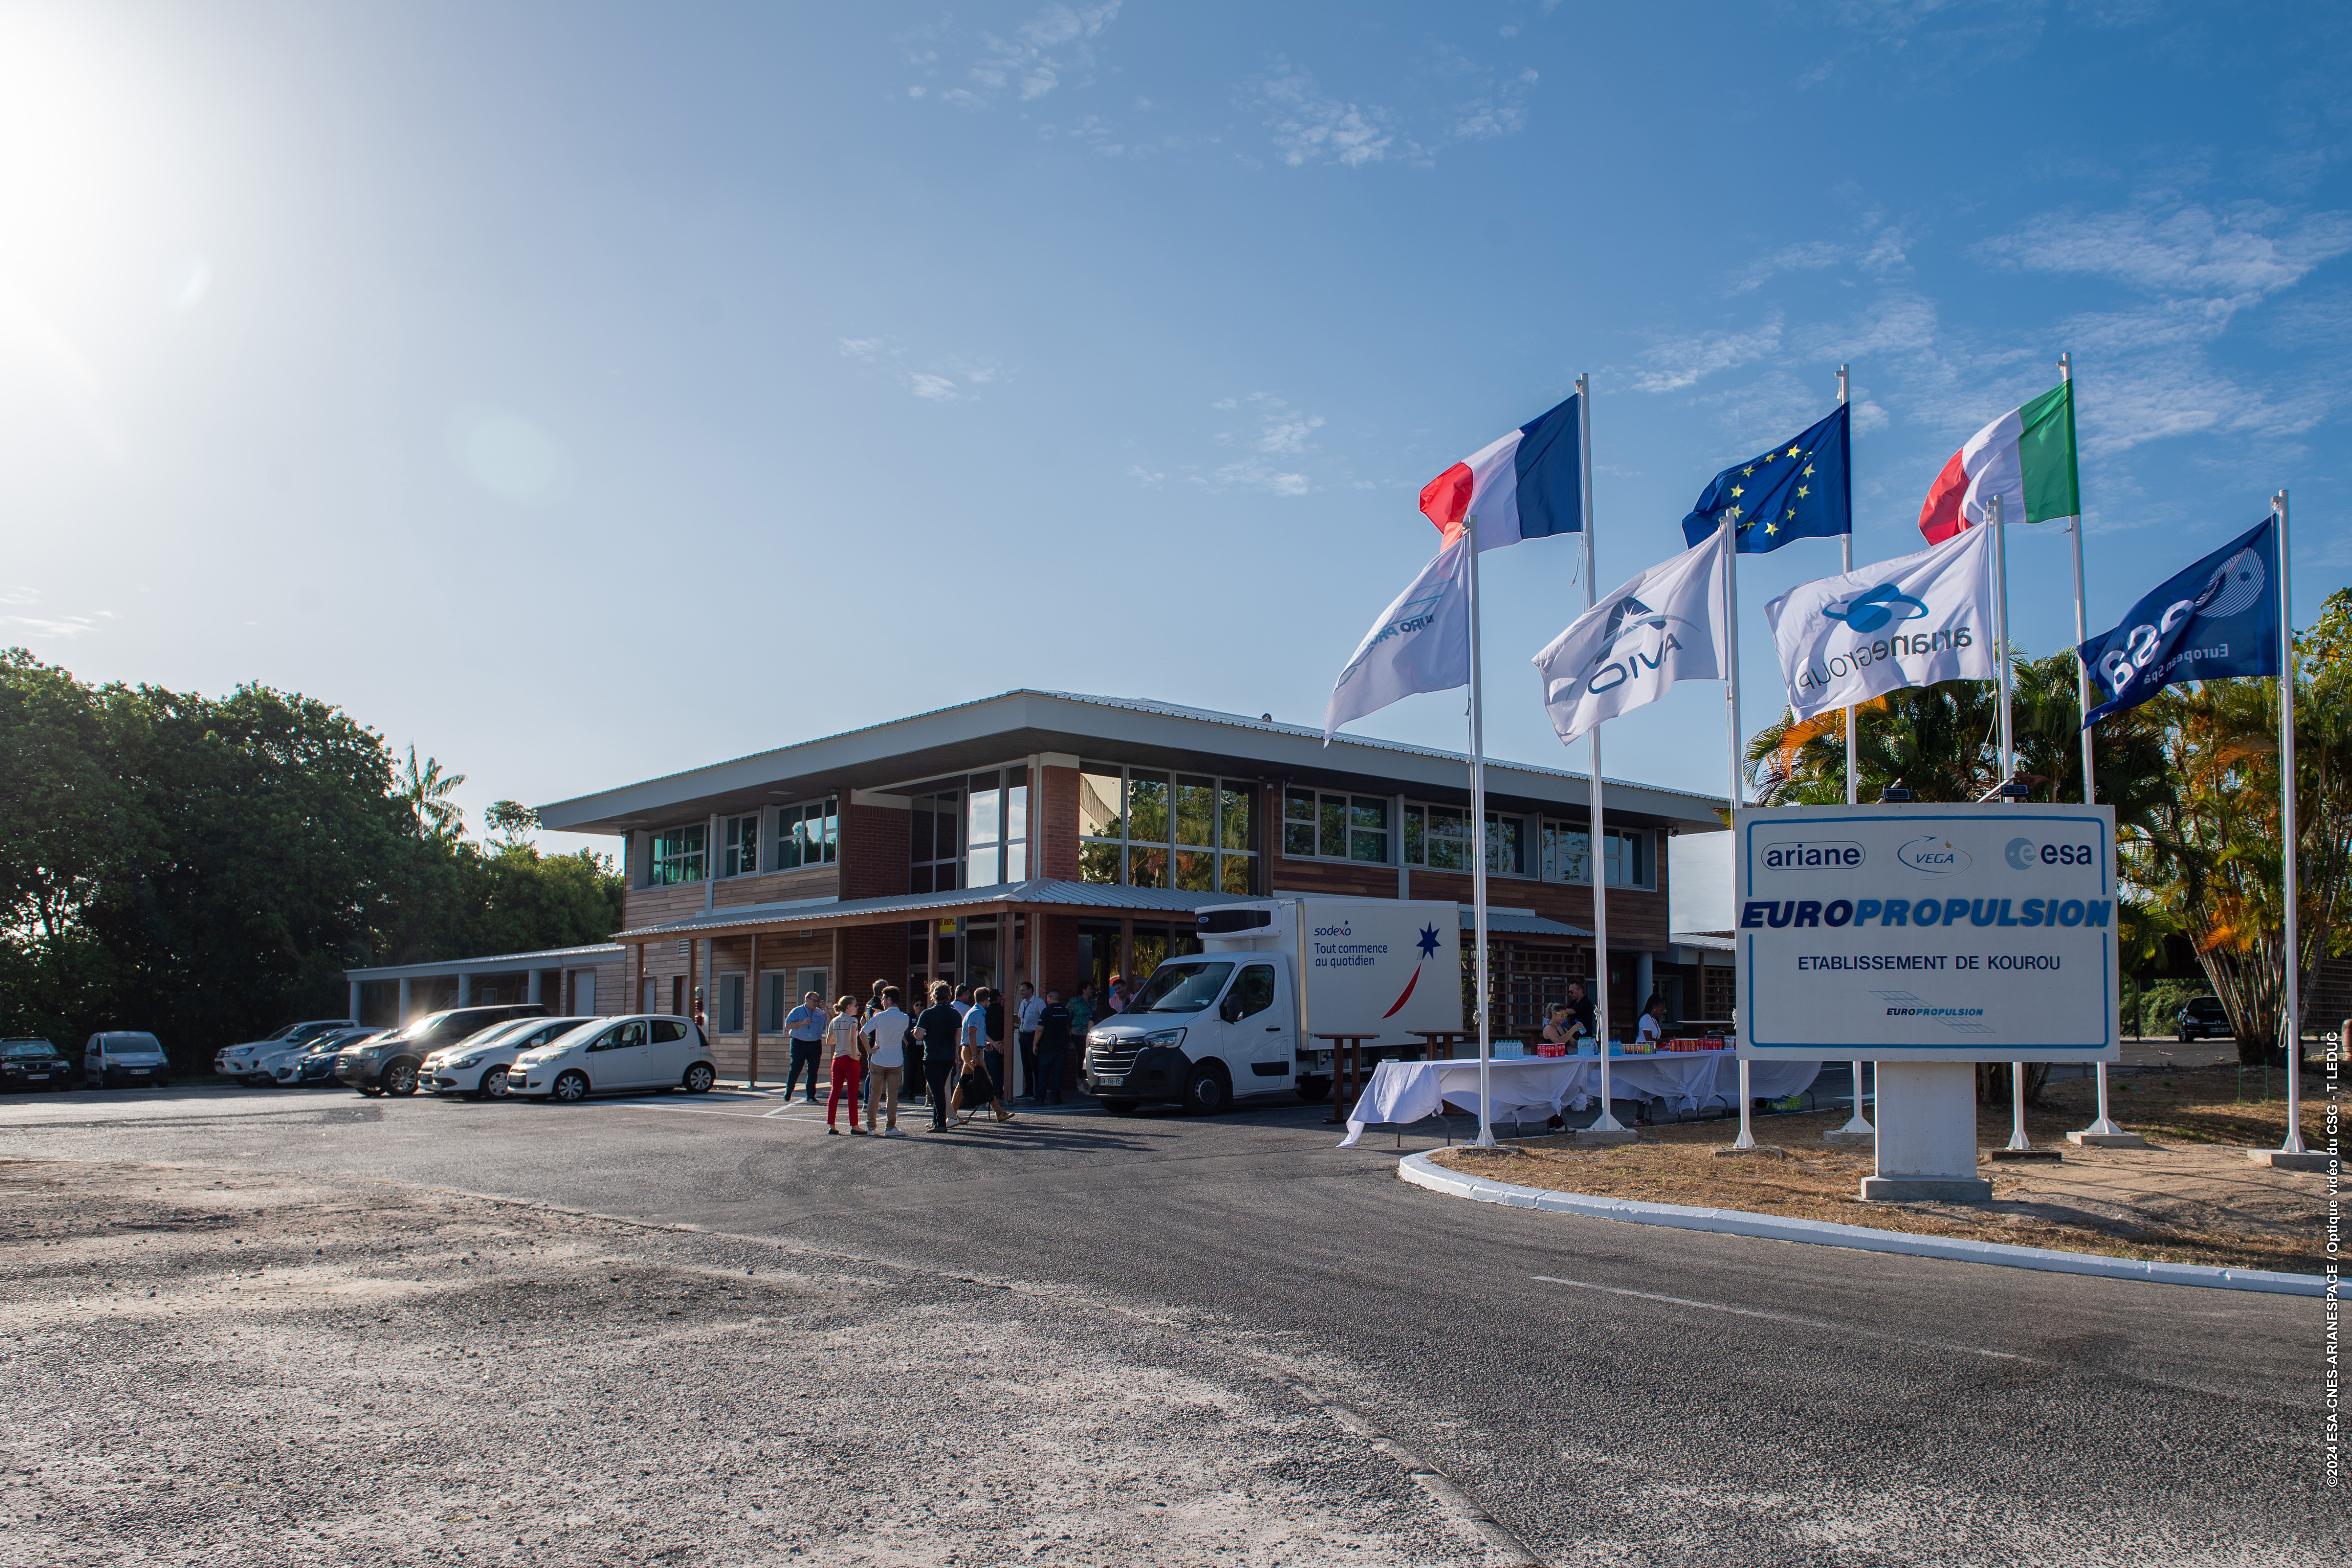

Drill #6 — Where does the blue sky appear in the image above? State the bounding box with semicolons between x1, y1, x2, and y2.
3;1;2346;853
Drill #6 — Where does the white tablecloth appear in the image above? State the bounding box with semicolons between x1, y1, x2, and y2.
1338;1052;1823;1146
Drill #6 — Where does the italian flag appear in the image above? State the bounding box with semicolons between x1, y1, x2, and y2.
1917;380;2079;543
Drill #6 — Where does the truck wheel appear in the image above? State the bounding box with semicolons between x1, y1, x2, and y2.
1180;1062;1230;1116
1097;1098;1139;1114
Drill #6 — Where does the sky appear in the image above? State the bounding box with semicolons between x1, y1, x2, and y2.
3;0;2348;859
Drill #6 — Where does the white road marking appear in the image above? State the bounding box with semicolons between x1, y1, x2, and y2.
1531;1274;2030;1362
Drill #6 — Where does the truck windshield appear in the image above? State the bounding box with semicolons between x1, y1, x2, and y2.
1129;961;1235;1014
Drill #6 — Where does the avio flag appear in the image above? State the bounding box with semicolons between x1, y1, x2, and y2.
1418;393;1582;551
2078;517;2279;727
1764;525;1997;721
1532;526;1727;745
1917;380;2079;544
1679;403;1852;554
1324;538;1471;743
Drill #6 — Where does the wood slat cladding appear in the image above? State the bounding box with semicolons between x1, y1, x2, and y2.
622;881;713;932
713;864;837;910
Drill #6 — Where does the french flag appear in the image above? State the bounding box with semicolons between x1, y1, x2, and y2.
1418;393;1584;550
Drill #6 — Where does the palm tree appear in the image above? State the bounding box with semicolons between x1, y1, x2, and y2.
397;745;466;842
1746;678;2002;805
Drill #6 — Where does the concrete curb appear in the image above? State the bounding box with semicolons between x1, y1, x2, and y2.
1398;1150;2324;1297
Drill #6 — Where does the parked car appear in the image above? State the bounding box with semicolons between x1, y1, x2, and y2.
423;1016;595;1100
265;1029;378;1088
335;1005;545;1097
506;1015;716;1103
215;1019;358;1086
0;1037;73;1092
84;1032;172;1090
2176;995;2231;1042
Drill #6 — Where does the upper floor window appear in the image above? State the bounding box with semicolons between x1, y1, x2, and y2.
649;825;706;886
1390;803;1524;874
1285;790;1389;863
722;815;759;878
1538;821;1655;889
1083;762;1255;894
775;799;838;871
906;770;1027;891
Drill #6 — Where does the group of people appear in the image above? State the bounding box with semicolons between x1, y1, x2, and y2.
1535;980;1673;1056
770;976;1132;1137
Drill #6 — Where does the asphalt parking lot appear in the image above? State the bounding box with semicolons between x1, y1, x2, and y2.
0;1078;2335;1566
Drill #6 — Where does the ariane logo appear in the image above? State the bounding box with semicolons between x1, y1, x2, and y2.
1895;835;1970;876
1822;583;1928;634
1762;839;1864;870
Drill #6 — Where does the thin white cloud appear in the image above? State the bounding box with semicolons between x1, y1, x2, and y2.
836;337;998;403
1631;316;1785;393
947;2;1120;108
1977;201;2352;301
0;589;99;639
1729;242;1843;295
1126;464;1166;488
1257;58;1405;167
907;374;960;401
1451;67;1539;141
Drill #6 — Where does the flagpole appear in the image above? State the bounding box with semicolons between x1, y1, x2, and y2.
1573;377;1626;1142
1833;363;1873;1145
2276;488;2306;1156
1992;490;2015;785
1726;512;1755;1151
1466;511;1495;1148
2059;350;2127;1142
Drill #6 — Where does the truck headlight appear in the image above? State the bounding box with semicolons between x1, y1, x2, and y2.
1141;1028;1187;1048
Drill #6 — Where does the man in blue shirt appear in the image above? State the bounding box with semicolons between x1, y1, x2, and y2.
783;991;828;1103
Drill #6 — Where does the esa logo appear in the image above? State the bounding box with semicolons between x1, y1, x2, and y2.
1895;836;1970;876
2005;838;2097;870
1762;839;1864;870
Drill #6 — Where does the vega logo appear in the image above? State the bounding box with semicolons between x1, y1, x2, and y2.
1895;835;1970;876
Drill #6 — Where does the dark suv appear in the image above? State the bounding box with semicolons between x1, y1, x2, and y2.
334;1005;545;1097
0;1038;73;1092
2175;995;2230;1042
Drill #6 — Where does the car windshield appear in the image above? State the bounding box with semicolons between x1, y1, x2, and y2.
1128;962;1235;1015
2;1041;58;1058
2188;999;2225;1016
107;1035;163;1055
457;1019;540;1050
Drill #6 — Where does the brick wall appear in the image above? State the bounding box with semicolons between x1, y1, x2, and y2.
841;800;910;901
1037;765;1081;879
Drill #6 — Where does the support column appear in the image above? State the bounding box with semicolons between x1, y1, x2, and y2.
457;972;471;1007
829;927;843;1008
747;932;761;1087
1634;952;1653;1015
1860;1063;1991;1202
688;939;700;1026
1119;918;1134;988
349;979;362;1024
527;970;543;1006
398;977;413;1023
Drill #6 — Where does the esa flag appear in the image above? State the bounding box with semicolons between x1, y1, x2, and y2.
1764;524;1997;721
2078;517;2279;727
1532;525;1727;745
1918;380;2079;544
1679;403;1852;554
1419;393;1582;551
1324;537;1472;743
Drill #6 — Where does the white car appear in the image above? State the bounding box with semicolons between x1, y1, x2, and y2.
216;1019;356;1086
507;1015;717;1103
262;1029;377;1088
422;1016;594;1100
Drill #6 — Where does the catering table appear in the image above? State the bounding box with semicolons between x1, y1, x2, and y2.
1337;1051;1821;1147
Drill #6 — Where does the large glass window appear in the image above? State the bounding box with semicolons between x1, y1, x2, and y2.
1395;803;1521;874
909;784;961;894
722;815;759;878
1082;763;1256;894
776;799;838;870
905;769;1028;891
1284;790;1391;864
1537;821;1653;887
649;826;706;886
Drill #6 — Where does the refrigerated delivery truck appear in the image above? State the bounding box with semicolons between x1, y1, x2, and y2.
1081;898;1463;1114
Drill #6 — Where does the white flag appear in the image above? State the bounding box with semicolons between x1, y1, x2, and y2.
1533;526;1728;745
1764;524;1996;721
1324;537;1471;743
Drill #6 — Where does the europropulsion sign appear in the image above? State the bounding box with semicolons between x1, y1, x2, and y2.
1734;802;2120;1062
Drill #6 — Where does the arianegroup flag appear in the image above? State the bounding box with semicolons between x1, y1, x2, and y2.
1324;537;1472;743
1917;380;2079;544
2079;517;2279;726
1418;393;1583;550
1764;525;1997;721
1532;525;1728;745
1679;403;1852;553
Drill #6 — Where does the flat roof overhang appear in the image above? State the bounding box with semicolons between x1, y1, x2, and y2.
537;690;1727;839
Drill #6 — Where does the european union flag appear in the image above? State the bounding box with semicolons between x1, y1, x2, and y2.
1679;403;1852;553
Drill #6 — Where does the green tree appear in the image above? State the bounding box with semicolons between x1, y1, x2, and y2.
398;745;467;842
485;799;539;849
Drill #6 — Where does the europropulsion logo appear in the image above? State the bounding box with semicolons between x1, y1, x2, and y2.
1895;835;1970;876
1822;583;1929;634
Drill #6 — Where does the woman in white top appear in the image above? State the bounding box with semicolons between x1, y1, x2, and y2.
1634;998;1667;1051
824;997;865;1134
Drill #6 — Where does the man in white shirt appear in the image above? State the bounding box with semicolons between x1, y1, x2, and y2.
1014;981;1045;1102
862;988;912;1138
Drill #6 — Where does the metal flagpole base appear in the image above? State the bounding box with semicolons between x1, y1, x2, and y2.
2066;1061;2140;1145
1579;1053;1632;1143
1825;1058;1875;1145
2004;1067;2031;1151
2250;1147;2333;1171
1731;1059;1756;1149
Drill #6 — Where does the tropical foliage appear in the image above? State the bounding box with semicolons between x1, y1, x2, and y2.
0;650;622;1064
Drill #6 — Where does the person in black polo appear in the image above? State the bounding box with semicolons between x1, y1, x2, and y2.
913;981;963;1133
1034;989;1072;1105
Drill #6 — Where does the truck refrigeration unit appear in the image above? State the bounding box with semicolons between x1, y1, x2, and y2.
1081;898;1464;1114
